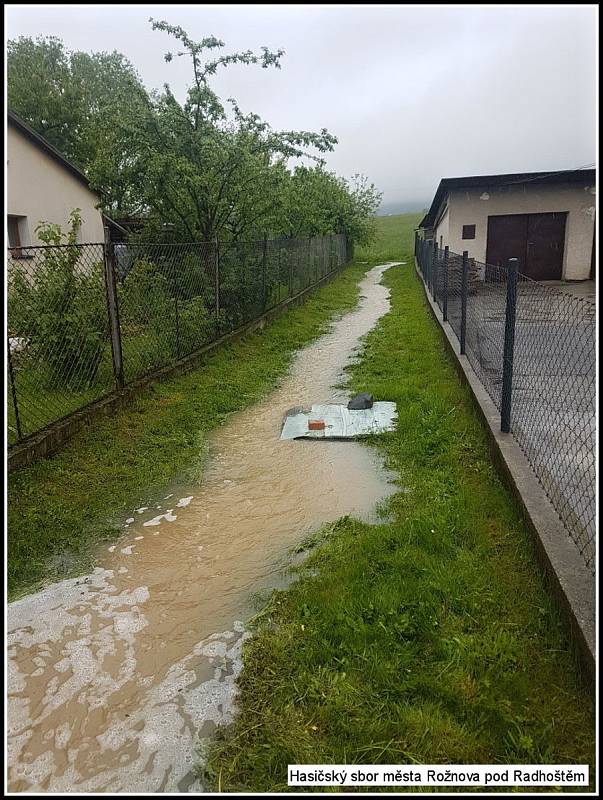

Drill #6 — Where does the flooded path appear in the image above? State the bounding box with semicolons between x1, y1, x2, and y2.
7;264;399;793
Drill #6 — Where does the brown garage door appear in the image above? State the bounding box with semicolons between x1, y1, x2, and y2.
486;212;567;280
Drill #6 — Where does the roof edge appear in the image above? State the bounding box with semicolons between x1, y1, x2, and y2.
419;168;596;229
7;109;98;194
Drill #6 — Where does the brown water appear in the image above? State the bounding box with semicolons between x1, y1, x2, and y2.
7;263;400;793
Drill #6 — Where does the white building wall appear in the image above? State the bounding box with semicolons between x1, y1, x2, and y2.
440;181;596;280
433;206;449;250
7;124;105;246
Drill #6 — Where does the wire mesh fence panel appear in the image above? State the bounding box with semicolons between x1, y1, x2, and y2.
283;238;300;297
7;233;349;448
115;243;179;381
275;240;288;305
294;238;305;294
445;252;464;341
264;238;283;312
510;278;596;570
415;234;596;573
219;240;264;330
7;243;113;440
463;259;508;411
174;242;218;358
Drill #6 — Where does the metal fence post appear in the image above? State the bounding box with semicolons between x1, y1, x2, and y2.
262;234;267;311
103;226;124;388
346;234;354;265
214;236;221;335
500;257;519;433
173;270;181;358
442;246;449;320
277;242;282;303
460;250;469;355
432;242;439;301
7;343;23;441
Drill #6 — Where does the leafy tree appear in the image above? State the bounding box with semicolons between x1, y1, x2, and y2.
8;36;150;214
276;167;381;244
8;22;380;246
7;36;78;155
8;210;108;390
118;19;337;242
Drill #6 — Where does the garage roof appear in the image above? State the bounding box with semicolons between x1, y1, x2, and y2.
418;168;596;229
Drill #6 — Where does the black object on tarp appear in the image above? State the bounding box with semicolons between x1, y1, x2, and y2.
347;392;374;410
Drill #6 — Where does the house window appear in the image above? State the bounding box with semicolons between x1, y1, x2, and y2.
7;215;33;258
462;224;476;240
7;215;22;249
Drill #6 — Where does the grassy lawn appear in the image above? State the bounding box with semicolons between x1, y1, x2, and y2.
205;215;595;791
7;260;365;600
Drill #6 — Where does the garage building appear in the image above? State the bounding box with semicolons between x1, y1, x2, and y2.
418;169;596;281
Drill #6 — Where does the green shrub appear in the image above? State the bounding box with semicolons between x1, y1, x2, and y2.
119;259;173;330
177;295;215;354
118;259;176;372
8;210;107;391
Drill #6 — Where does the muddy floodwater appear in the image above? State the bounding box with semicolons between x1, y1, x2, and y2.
7;263;399;793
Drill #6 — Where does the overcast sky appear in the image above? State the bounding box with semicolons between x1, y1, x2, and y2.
5;4;598;208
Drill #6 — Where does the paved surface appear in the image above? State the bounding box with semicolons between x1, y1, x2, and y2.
444;281;596;570
420;272;595;684
540;280;596;301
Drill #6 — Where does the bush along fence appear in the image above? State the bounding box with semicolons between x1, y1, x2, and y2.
7;232;351;451
415;233;596;575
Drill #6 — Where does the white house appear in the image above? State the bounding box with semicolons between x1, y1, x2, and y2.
6;110;105;249
418;170;596;281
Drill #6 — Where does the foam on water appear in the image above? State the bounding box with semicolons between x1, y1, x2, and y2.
7;264;400;792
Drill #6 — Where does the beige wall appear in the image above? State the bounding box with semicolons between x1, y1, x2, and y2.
437;181;596;280
7;124;105;246
434;205;449;250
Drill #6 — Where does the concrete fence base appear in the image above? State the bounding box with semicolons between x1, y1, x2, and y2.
415;260;595;688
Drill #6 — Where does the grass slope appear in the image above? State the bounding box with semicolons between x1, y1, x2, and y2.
8;260;368;600
205;215;594;792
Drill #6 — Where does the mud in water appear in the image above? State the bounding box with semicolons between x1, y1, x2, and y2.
7;263;399;792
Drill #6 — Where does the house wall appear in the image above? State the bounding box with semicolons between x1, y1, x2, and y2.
434;206;449;250
7;124;105;246
440;181;596;280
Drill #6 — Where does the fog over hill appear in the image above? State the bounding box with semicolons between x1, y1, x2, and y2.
375;201;428;217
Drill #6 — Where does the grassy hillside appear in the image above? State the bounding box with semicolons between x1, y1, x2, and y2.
357;213;422;263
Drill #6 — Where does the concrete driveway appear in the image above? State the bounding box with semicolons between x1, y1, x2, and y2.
446;279;596;570
540;280;596;302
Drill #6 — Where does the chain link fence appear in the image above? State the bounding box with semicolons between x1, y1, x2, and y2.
7;233;351;447
415;234;596;573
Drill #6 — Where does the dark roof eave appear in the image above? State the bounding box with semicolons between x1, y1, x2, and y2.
418;168;596;229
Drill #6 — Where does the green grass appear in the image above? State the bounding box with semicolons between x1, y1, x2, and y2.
356;213;421;263
7;260;366;600
204;215;595;792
